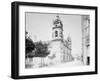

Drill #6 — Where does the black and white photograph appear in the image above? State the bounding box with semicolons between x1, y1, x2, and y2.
25;13;90;69
11;2;97;79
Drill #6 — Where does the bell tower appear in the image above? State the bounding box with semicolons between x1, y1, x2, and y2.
52;15;63;40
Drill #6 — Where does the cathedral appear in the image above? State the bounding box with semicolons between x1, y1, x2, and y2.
45;15;73;66
26;15;74;68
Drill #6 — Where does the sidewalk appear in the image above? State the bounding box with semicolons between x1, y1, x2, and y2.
54;60;84;68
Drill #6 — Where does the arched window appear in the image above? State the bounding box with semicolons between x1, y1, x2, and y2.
55;31;58;37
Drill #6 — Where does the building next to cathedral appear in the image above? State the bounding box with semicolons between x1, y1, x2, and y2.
81;15;90;65
44;15;73;66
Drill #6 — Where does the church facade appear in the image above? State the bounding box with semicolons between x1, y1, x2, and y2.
44;15;73;66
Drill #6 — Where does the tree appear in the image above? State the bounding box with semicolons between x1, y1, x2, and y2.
34;41;49;57
34;41;50;67
25;31;35;58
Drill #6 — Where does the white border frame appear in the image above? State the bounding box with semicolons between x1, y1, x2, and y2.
19;5;95;76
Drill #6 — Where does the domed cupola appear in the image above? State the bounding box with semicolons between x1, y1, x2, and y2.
53;15;63;29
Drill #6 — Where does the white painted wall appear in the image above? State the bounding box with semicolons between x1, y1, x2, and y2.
0;0;99;81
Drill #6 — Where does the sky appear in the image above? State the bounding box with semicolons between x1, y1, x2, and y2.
26;12;82;56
